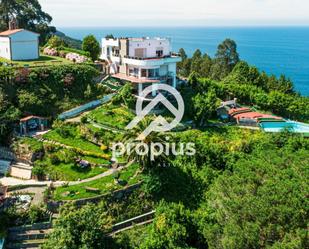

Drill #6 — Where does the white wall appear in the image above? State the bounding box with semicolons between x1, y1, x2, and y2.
0;37;11;60
101;38;119;60
10;30;39;60
128;38;171;58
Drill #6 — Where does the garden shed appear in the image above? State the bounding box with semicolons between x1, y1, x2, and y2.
19;116;48;135
0;28;39;61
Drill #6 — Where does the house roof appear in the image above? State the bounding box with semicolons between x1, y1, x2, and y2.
20;115;47;122
228;107;251;116
233;112;282;120
0;29;24;36
0;29;39;37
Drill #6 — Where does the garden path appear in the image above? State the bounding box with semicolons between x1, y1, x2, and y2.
8;186;46;205
0;162;133;187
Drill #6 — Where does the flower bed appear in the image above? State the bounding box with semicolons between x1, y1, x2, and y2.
43;46;58;56
65;52;89;63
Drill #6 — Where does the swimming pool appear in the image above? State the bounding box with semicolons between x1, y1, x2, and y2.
260;121;309;133
0;238;4;249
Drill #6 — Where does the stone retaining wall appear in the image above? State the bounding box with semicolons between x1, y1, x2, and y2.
47;182;142;213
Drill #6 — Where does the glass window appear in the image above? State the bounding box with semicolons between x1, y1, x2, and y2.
156;50;163;57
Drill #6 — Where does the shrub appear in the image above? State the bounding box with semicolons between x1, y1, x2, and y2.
65;53;89;63
28;205;47;224
80;116;88;124
44;144;58;153
43;46;58;56
47;36;67;48
56;127;71;138
32;165;45;178
113;171;120;180
50;154;61;165
100;145;108;151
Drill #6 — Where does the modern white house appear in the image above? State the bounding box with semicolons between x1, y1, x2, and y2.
0;29;40;61
100;37;181;96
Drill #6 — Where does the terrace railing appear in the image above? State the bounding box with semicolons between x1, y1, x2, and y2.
123;52;180;61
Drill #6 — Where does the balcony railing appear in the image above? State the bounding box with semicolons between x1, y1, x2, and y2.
123;52;180;61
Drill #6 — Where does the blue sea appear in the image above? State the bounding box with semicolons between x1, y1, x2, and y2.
59;27;309;96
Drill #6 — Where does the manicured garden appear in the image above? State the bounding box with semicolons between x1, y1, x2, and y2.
34;159;107;181
42;124;108;155
53;163;142;200
13;137;108;181
86;104;134;130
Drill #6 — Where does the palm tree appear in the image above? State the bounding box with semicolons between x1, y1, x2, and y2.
123;117;172;170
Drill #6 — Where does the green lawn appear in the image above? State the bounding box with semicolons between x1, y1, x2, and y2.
53;163;141;200
82;156;110;165
43;127;104;154
0;55;72;67
34;153;108;181
16;137;44;153
44;162;107;181
87;104;134;130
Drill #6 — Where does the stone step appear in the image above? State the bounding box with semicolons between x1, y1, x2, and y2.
10;162;32;170
9;223;52;232
5;239;45;249
8;229;52;241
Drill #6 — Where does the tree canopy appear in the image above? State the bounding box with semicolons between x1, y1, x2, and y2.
0;0;55;43
198;148;309;249
82;35;101;61
42;202;114;249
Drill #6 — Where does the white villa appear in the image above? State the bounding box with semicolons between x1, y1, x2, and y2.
100;37;181;95
0;22;40;61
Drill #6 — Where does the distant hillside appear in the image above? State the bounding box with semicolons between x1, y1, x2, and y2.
54;30;82;49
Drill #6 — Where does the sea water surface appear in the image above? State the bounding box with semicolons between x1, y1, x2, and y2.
59;27;309;96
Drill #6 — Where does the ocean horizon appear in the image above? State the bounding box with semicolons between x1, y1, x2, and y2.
59;26;309;96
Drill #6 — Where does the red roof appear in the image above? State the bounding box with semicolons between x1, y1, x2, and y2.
0;29;24;36
228;107;251;116
0;29;39;37
234;112;281;120
20;115;47;122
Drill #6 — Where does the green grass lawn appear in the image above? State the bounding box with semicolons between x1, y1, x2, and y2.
43;127;103;154
82;156;110;165
87;104;134;130
53;163;141;200
16;137;44;152
34;155;108;181
48;162;107;181
0;55;72;67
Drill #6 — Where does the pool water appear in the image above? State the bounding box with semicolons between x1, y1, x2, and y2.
260;121;309;133
0;238;4;249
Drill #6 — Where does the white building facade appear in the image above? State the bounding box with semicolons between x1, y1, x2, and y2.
101;37;181;95
0;29;39;61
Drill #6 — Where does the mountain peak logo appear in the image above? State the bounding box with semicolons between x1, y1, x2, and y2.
126;84;184;140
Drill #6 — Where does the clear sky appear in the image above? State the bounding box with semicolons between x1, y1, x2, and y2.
39;0;309;27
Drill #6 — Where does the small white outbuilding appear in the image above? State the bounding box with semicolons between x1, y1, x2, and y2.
0;29;40;61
